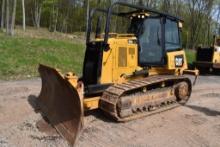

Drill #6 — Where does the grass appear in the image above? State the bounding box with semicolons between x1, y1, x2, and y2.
185;49;196;64
0;27;196;80
0;32;85;80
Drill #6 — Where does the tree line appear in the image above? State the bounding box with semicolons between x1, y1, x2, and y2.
0;0;220;49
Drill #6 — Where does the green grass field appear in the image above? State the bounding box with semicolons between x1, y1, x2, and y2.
0;29;196;80
185;49;196;64
0;33;85;80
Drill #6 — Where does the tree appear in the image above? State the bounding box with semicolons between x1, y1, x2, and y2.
32;0;43;29
5;0;17;36
0;0;218;48
5;0;9;34
49;0;58;32
85;0;90;36
161;0;171;13
10;0;17;35
22;0;26;31
215;4;220;35
1;0;5;30
186;0;214;48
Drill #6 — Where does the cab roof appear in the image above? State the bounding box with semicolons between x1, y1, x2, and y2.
93;2;183;22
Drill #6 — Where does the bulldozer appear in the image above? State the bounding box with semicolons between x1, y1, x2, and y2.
194;35;220;73
38;2;198;146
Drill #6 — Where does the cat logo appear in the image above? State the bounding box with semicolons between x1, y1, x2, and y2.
175;55;184;67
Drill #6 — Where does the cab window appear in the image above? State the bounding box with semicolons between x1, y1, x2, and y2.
165;19;181;51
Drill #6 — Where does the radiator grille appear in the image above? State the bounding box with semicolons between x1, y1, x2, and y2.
129;48;135;55
118;47;127;67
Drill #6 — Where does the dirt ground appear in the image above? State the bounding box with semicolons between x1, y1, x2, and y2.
0;76;220;147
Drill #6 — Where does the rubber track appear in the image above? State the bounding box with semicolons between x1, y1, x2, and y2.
100;75;192;122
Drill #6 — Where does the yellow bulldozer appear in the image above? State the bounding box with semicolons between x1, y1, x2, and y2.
38;2;198;146
194;36;220;73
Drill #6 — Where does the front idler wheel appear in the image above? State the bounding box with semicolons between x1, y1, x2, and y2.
175;81;190;105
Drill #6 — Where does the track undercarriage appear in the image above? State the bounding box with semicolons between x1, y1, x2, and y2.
100;75;192;121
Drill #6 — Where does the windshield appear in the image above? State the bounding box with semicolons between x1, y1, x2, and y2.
165;19;181;51
138;18;163;65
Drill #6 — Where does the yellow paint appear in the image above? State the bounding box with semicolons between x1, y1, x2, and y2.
183;69;199;76
67;35;196;111
212;36;220;63
166;50;188;70
64;72;78;88
100;36;138;84
213;51;220;63
101;37;189;84
83;97;100;111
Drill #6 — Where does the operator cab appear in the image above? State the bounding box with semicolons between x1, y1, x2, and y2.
128;13;182;66
82;2;184;95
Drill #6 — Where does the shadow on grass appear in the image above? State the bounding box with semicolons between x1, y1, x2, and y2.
186;105;220;116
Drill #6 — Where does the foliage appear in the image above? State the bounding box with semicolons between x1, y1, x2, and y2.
185;49;196;64
1;0;220;48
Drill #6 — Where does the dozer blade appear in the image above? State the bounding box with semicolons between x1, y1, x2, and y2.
38;64;83;146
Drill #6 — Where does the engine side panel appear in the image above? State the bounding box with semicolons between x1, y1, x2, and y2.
100;37;138;84
100;37;189;84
